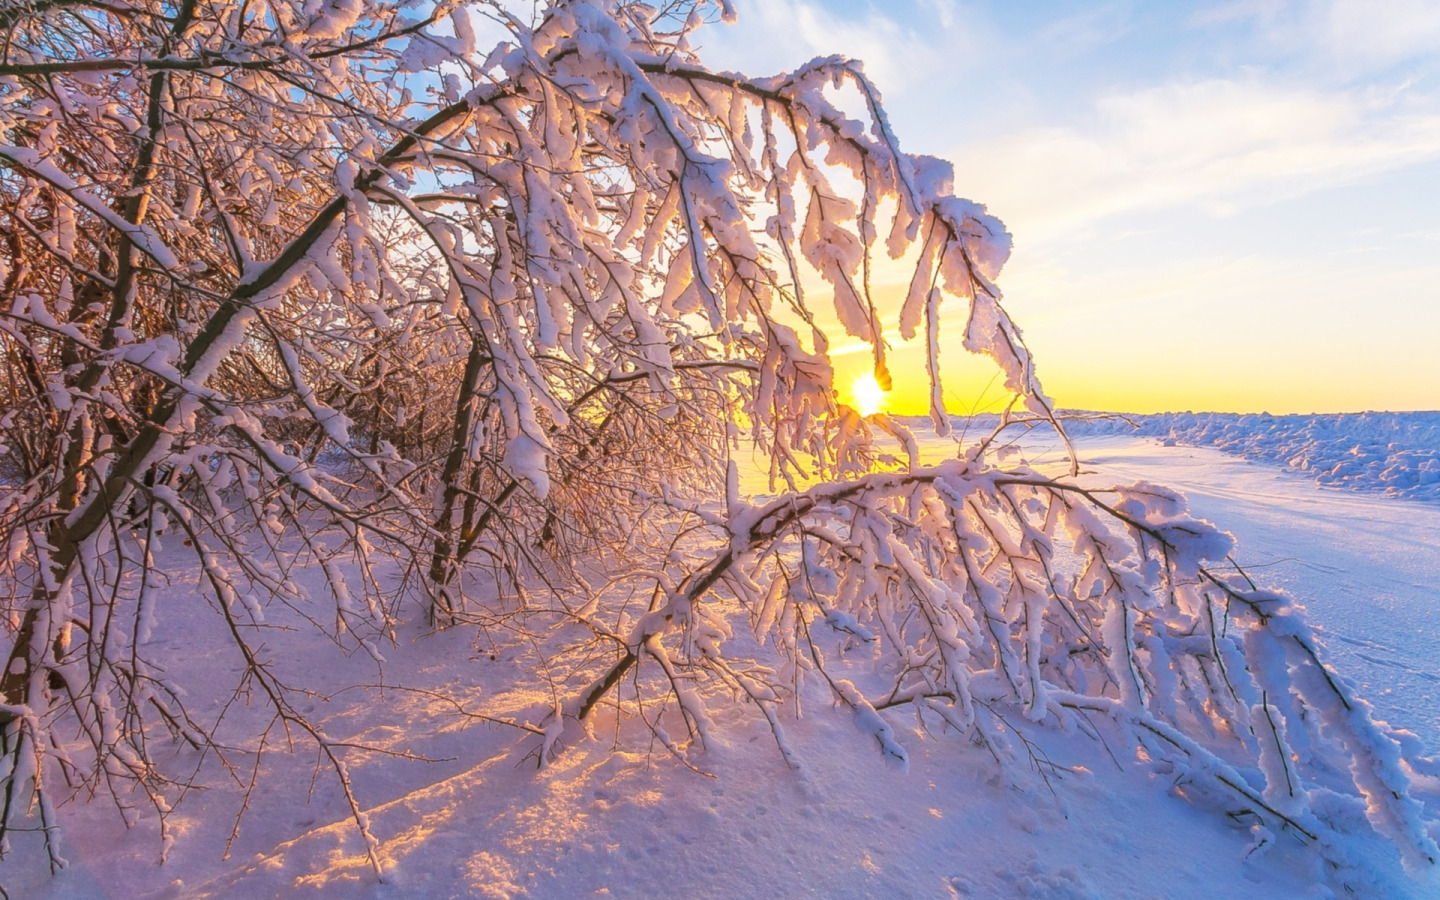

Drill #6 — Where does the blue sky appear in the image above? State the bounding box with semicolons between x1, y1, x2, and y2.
699;0;1440;413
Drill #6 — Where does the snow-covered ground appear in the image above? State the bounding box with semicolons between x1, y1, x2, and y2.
1061;411;1440;502
1064;436;1440;745
8;420;1440;900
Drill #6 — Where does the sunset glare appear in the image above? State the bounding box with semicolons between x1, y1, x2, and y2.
852;372;887;418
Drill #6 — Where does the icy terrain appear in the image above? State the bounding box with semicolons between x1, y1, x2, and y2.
7;418;1440;900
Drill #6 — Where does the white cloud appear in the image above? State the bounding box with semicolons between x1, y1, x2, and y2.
1190;0;1288;27
947;77;1440;243
698;0;987;94
1324;0;1440;66
1194;0;1440;71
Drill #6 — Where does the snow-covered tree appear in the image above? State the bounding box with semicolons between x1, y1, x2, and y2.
0;0;1433;890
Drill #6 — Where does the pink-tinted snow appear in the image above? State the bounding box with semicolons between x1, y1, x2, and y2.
7;421;1440;900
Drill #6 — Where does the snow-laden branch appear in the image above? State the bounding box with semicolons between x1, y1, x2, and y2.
1;1;1429;892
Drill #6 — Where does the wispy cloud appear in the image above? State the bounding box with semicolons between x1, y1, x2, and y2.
699;0;989;93
947;77;1440;244
707;2;1440;245
1193;0;1440;71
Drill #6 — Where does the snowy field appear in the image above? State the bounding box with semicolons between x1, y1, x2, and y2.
7;418;1440;900
1060;411;1440;503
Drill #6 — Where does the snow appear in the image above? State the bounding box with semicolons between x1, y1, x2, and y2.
7;414;1440;900
1061;411;1440;503
0;145;182;271
1061;433;1440;745
8;1;1432;893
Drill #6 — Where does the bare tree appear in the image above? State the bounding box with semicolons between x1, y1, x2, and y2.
0;0;1432;891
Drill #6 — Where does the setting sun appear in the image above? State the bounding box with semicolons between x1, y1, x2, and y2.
852;372;887;417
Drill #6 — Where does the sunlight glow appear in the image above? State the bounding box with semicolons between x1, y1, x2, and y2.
852;372;887;417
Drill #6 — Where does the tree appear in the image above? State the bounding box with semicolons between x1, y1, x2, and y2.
0;0;1433;890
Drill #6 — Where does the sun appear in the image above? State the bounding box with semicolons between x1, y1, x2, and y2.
852;372;887;418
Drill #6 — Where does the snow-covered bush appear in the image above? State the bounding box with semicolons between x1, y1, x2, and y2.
0;0;1433;891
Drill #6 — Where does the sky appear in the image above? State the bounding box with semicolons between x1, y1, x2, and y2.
698;0;1440;414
